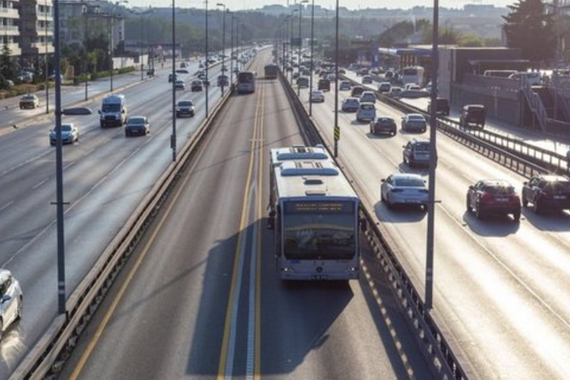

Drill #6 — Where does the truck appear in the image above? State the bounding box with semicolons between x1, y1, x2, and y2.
264;64;279;79
99;94;127;128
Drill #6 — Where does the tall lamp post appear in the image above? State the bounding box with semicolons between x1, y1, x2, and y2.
333;0;339;157
290;9;297;83
297;0;308;95
171;0;177;162
205;0;210;117
308;0;315;116
44;0;49;114
231;14;236;84
425;0;440;311
216;3;226;95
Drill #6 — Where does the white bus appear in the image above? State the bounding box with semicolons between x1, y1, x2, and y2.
401;66;425;86
268;153;361;281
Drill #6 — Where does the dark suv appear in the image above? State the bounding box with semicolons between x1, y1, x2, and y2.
466;179;521;221
402;139;430;167
459;104;486;129
428;97;450;116
521;174;570;213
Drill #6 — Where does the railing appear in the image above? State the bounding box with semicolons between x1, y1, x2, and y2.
521;81;547;132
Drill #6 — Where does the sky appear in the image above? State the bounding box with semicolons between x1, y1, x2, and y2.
131;0;516;12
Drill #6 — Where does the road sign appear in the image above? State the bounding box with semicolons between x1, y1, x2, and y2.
290;37;301;47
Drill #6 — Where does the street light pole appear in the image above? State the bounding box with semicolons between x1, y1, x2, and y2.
297;1;308;96
309;0;314;116
425;0;440;311
171;0;177;162
290;10;297;83
205;0;209;117
216;3;226;95
334;0;339;157
230;14;235;85
45;0;49;114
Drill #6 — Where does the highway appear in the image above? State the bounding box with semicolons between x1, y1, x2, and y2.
56;49;432;379
295;71;570;379
0;57;226;378
1;47;569;380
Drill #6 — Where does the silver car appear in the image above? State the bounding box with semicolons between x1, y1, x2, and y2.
49;123;79;146
360;91;377;104
381;173;428;210
401;113;427;133
0;269;23;341
356;102;376;122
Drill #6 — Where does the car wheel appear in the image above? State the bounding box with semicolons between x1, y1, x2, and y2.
0;318;3;341
16;296;23;320
403;153;407;164
513;211;521;222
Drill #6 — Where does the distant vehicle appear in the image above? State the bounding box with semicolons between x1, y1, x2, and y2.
318;78;331;91
359;91;376;104
174;79;186;90
326;73;336;81
168;73;177;83
17;71;33;83
466;179;521;221
296;76;309;88
509;71;542;86
176;100;195;118
358;68;369;76
351;86;364;97
267;150;361;280
370;116;397;136
217;74;229;87
401;66;425;85
387;86;403;98
341;97;360;112
399;88;430;99
356;102;376;122
191;80;203;92
0;269;23;341
175;68;190;74
339;80;351;91
237;71;256;94
99;94;127;128
310;90;325;103
378;82;391;93
403;139;430;167
428;97;450;116
361;75;373;84
19;94;40;109
401;113;427;133
264;64;279;79
521;174;570;213
125;116;150;137
49;123;79;146
460;104;486;129
381;173;428;210
483;70;517;78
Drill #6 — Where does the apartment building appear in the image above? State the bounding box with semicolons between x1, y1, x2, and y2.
1;0;23;56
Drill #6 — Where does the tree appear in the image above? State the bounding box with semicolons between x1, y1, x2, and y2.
0;42;18;80
502;0;556;65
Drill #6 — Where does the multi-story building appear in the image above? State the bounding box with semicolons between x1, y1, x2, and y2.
1;0;23;56
18;0;54;67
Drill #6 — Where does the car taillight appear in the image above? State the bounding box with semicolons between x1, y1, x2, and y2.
480;193;494;202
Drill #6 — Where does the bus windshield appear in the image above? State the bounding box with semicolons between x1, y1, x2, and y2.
282;201;356;260
102;103;121;113
238;72;254;83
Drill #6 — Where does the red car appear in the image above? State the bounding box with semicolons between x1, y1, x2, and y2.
466;179;521;221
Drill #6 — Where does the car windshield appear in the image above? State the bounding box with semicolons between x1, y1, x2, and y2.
178;101;193;107
408;115;424;121
53;124;72;132
360;104;375;110
102;104;120;112
394;177;425;187
129;118;145;125
414;142;430;151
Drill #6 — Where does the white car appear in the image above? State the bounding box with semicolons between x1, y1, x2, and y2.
0;269;23;341
360;91;376;104
381;173;428;210
356;102;376;122
310;90;325;103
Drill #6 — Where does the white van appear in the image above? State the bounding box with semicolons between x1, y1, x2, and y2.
99;94;127;128
509;71;542;86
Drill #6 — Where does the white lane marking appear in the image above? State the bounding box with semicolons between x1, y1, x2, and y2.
246;184;258;380
32;178;50;190
0;200;14;214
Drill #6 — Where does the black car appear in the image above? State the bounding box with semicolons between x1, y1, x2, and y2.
176;100;195;118
466;179;521;221
521;174;570;213
318;79;331;91
191;80;203;92
460;104;486;128
168;73;177;83
428;97;450;116
370;117;397;136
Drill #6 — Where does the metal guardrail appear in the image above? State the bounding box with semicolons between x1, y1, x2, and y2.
279;70;470;380
9;84;233;380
